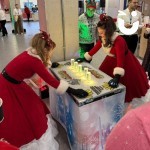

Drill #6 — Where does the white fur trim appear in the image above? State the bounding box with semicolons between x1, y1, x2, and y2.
102;44;115;57
101;32;119;45
20;114;59;150
113;67;125;76
0;98;2;107
111;32;119;42
56;80;69;94
0;98;4;123
101;32;119;57
84;52;92;61
26;47;42;61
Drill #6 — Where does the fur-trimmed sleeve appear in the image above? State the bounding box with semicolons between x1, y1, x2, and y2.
32;59;69;94
113;67;125;76
88;40;102;56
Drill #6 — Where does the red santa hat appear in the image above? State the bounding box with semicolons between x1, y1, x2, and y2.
86;0;96;9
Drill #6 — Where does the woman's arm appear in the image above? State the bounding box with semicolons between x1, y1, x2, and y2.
84;40;102;61
32;59;69;94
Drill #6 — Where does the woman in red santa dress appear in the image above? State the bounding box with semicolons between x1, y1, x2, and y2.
79;14;150;106
0;31;88;149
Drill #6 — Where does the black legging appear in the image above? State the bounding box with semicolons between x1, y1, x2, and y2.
0;20;8;36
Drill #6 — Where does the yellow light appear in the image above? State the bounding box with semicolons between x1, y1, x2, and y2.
65;60;97;86
86;72;91;80
71;59;75;67
84;67;88;76
78;65;82;73
74;62;78;69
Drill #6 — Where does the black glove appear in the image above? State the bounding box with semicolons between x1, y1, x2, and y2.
66;87;88;98
108;74;121;88
51;62;60;68
75;58;91;63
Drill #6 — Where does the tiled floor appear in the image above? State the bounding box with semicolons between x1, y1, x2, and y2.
0;21;40;71
0;21;70;150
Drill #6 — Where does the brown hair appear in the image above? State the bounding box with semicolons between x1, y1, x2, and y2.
97;16;116;47
30;33;56;67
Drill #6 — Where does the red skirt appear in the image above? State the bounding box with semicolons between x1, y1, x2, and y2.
0;75;50;147
99;51;149;102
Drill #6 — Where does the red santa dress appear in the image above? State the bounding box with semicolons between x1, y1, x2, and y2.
0;48;69;149
84;32;149;103
0;141;19;150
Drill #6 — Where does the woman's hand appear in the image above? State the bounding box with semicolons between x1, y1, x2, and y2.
108;74;121;88
66;87;88;98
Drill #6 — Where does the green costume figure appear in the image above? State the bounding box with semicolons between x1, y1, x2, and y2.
78;0;99;58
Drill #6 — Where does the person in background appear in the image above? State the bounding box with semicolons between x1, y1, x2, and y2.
0;8;8;36
78;0;84;16
13;4;24;34
24;5;30;22
77;14;149;105
100;0;105;14
78;0;99;58
0;31;88;149
117;0;142;54
34;5;38;12
32;5;38;13
105;101;150;150
142;27;150;81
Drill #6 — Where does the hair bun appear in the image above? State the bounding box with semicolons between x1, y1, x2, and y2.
40;30;51;47
100;13;107;21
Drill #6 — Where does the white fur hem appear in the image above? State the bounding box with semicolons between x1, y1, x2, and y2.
111;32;119;42
113;67;125;76
84;52;92;61
26;47;42;61
56;80;69;94
20;114;59;150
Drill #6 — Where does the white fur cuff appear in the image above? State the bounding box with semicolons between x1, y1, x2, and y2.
56;80;69;94
84;52;92;61
113;67;125;76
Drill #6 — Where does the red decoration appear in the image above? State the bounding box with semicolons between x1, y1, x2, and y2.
99;13;107;21
40;30;52;47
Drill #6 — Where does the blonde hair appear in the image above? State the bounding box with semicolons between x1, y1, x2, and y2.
30;33;56;67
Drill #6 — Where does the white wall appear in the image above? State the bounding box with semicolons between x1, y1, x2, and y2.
105;0;124;18
20;0;37;8
45;0;79;62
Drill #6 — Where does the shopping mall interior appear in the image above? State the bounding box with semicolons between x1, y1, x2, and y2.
0;0;150;150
